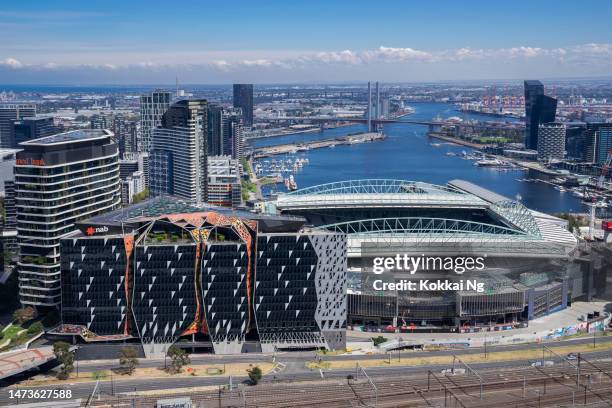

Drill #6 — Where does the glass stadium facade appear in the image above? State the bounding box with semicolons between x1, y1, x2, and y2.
272;179;586;332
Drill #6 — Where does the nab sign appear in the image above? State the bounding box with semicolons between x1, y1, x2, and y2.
85;225;109;236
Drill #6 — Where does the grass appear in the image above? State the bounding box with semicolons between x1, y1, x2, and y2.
19;362;277;386
306;342;612;371
2;324;24;339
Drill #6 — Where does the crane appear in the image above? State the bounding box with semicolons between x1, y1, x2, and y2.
588;148;612;240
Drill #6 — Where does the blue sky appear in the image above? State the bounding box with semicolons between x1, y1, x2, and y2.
1;0;612;84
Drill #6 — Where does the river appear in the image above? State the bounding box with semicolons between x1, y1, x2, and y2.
251;102;585;214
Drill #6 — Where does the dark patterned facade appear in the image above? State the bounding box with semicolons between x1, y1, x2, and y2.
60;209;347;354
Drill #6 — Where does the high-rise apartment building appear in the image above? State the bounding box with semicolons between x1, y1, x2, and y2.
208;105;244;160
223;108;244;161
524;80;557;150
150;99;208;202
537;123;565;161
0;104;37;148
139;90;171;153
16;129;121;307
112;115;138;157
232;84;253;127
90;114;110;130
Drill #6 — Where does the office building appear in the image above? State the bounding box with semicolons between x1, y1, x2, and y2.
119;155;140;180
232;84;253;127
593;125;612;165
58;197;347;355
524;80;557;150
207;105;224;156
564;123;588;161
150;99;208;202
537;123;566;161
0;104;36;148
13;117;57;146
583;123;612;164
16;130;121;307
207;156;242;208
139;90;172;153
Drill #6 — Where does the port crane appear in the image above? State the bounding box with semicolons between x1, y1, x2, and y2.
588;148;612;240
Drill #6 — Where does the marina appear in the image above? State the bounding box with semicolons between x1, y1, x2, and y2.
249;103;598;214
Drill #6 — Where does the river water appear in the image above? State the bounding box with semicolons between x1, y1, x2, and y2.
251;102;584;214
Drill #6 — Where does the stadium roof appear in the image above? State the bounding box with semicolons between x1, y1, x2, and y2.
277;179;487;210
273;179;577;258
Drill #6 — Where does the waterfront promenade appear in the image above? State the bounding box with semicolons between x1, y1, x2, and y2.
252;131;385;158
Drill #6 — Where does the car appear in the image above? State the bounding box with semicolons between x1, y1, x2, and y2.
531;360;555;367
566;353;578;360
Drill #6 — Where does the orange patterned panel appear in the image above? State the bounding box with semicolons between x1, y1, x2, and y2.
123;234;135;336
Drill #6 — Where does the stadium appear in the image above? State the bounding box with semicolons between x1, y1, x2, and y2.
271;179;585;332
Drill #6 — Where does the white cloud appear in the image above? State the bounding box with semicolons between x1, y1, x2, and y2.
1;57;23;68
2;43;612;83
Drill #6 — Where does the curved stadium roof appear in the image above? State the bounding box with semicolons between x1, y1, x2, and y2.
274;179;577;258
278;179;487;209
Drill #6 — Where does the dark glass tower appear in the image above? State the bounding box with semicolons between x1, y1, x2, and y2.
232;84;253;127
524;80;557;150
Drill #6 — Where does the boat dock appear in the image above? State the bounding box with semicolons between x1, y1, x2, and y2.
250;132;385;158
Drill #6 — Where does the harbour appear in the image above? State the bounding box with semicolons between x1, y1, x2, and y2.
249;102;591;214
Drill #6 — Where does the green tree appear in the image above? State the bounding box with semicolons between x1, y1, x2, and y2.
132;188;150;204
13;306;37;325
119;347;139;375
166;346;190;374
53;341;74;380
247;366;263;385
371;336;388;347
27;321;44;335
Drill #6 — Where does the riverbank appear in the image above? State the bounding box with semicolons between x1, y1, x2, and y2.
253;131;385;158
427;131;485;149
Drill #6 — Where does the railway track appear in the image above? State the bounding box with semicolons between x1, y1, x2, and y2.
87;360;612;407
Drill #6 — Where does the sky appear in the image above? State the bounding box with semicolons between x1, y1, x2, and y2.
1;0;612;85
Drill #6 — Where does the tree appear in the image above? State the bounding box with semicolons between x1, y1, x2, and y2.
119;347;139;375
53;341;74;380
166;346;190;374
247;366;263;385
27;321;44;335
371;336;388;347
13;306;37;325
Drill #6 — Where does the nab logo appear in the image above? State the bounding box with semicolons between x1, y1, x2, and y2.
86;226;109;236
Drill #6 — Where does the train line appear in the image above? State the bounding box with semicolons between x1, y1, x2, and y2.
85;359;612;407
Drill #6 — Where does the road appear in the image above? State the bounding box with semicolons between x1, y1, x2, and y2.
3;336;612;406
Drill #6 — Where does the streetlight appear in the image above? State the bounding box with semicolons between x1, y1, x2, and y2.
397;337;402;362
484;333;487;359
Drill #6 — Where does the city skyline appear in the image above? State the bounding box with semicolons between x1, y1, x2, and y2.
1;0;612;84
